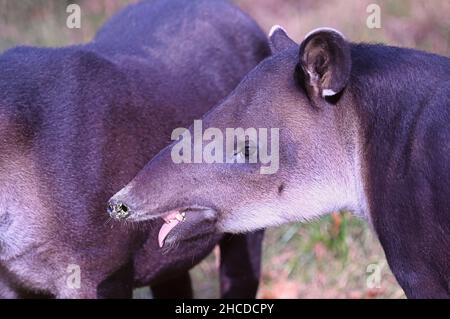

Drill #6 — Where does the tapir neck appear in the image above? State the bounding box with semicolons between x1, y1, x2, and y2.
333;89;370;221
348;43;450;223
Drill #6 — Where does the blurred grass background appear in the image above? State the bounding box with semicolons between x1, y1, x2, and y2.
1;0;448;298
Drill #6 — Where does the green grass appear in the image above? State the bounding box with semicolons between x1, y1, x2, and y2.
190;214;405;299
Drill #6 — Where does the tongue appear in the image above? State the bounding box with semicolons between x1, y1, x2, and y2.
158;211;181;248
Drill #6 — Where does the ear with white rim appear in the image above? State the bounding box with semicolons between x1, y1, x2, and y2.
298;28;351;99
268;25;296;55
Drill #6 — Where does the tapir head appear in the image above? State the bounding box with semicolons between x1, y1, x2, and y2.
108;27;367;247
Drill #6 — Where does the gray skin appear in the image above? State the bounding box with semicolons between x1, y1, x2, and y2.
110;27;450;298
0;0;268;298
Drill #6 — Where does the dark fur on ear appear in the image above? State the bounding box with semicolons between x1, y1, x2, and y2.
268;25;297;55
298;28;351;100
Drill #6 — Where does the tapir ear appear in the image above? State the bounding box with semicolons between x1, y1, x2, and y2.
298;28;351;99
268;25;297;55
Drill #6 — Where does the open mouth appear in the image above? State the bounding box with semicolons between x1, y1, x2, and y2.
158;211;186;248
157;207;218;248
108;200;219;248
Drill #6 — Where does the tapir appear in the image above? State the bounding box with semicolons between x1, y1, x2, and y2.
109;25;450;298
0;0;268;298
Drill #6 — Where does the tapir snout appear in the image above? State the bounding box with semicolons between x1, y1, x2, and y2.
107;145;222;247
107;201;130;220
108;192;219;248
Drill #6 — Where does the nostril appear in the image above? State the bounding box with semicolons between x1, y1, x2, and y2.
107;201;131;219
118;203;128;213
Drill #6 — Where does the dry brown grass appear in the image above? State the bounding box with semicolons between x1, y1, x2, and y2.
235;0;450;55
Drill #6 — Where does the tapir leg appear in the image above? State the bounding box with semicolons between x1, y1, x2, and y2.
387;260;450;298
151;271;193;299
219;230;265;299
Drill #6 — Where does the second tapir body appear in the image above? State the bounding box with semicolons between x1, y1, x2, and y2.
111;25;450;298
0;0;268;298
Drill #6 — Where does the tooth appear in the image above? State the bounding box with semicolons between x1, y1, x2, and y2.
176;212;185;222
